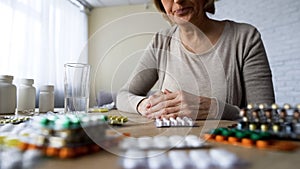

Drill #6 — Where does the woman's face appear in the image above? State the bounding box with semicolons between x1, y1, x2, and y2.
161;0;206;25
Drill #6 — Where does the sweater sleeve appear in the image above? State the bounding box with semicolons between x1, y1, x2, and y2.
217;23;275;120
242;27;275;105
116;34;160;114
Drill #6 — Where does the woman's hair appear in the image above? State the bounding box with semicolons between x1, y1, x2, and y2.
153;0;216;15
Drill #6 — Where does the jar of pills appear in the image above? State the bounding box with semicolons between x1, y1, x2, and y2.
0;75;17;114
39;85;54;113
17;78;36;112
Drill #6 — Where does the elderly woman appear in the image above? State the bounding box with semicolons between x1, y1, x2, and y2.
116;0;275;120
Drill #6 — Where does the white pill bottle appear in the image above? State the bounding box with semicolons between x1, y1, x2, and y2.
17;78;36;112
39;85;54;113
0;75;17;114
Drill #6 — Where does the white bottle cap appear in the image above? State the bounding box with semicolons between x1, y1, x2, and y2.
20;79;34;85
40;85;54;92
0;75;13;82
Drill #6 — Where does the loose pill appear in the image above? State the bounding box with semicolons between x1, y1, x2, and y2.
169;151;190;169
123;150;146;169
138;136;153;149
153;136;169;149
189;150;212;169
209;149;238;168
169;135;185;148
147;150;170;169
256;140;269;149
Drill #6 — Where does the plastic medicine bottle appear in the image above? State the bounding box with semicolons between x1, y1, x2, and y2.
17;79;36;112
0;75;17;114
39;85;54;113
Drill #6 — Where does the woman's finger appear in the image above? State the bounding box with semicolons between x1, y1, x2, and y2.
146;105;181;119
147;98;180;115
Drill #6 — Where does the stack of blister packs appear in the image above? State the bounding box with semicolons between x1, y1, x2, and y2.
18;113;111;158
119;135;245;169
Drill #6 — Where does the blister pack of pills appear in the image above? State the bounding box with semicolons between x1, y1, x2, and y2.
0;113;128;159
119;135;209;150
204;127;298;151
0;116;31;125
155;117;195;128
15;114;112;158
107;115;128;125
120;148;245;169
238;103;300;140
29;114;107;142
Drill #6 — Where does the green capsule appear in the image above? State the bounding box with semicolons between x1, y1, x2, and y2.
235;130;250;139
222;129;234;137
250;133;263;141
55;118;70;129
70;117;80;124
210;128;222;135
260;132;271;140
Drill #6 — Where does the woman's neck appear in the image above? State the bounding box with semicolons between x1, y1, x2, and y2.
179;17;225;54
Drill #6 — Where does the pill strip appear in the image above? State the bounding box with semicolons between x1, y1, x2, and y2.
107;115;128;125
31;114;128;130
119;135;209;150
0;116;31;125
238;103;300;140
121;149;244;169
204;127;298;151
155;117;194;128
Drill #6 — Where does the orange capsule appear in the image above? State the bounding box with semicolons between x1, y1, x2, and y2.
215;135;226;142
228;137;239;144
275;141;298;151
46;147;59;157
256;140;269;149
27;144;40;150
241;138;254;147
203;134;214;140
59;147;75;159
18;142;29;151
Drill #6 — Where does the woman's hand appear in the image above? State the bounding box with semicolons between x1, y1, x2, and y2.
142;89;217;120
137;91;164;116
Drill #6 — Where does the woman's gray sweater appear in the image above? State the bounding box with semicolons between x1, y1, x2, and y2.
116;20;275;120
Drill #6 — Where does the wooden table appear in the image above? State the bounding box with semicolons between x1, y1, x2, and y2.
36;110;300;169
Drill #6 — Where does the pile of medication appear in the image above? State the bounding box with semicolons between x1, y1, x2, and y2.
155;117;194;128
0;122;43;169
0;113;128;160
120;148;243;169
17;113;113;158
237;103;300;140
119;135;209;150
204;127;298;151
203;103;300;151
